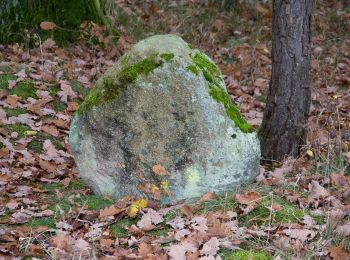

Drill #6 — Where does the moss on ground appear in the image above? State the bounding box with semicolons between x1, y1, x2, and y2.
0;74;37;100
77;195;114;210
70;80;90;98
220;249;272;260
26;217;55;228
0;74;16;88
68;179;88;190
239;196;318;226
111;218;138;237
53;100;67;112
3;107;29;117
1;124;31;138
27;131;64;153
190;51;253;133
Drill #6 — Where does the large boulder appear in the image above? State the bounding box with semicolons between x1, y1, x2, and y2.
69;34;260;203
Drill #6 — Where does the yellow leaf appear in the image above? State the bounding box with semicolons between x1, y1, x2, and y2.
151;185;160;193
161;180;169;190
25;130;37;136
306;149;314;158
128;199;148;218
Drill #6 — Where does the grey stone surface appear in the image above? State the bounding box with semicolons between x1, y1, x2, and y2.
69;34;260;203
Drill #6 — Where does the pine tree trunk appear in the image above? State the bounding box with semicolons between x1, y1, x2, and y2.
258;0;313;161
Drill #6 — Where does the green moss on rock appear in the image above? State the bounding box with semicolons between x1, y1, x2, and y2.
187;65;199;76
119;55;162;84
160;53;175;62
77;54;164;114
190;51;253;133
192;51;220;78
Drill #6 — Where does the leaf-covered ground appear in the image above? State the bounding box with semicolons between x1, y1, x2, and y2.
0;1;349;259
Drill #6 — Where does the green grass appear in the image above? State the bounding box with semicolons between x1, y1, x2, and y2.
239;196;312;226
27;132;64;153
110;218;138;237
53;100;67;112
3;107;29;117
0;123;64;152
76;195;114;211
26;217;55;228
220;249;272;260
68;179;88;190
70;80;89;98
0;124;31;138
0;74;37;100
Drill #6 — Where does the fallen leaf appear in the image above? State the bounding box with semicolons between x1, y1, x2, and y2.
329;246;350;260
283;228;316;243
11;212;30;224
198;192;216;204
152;164;167;176
200;237;219;256
308;180;330;202
235;191;262;206
8;80;16;89
181;204;194;219
128;199;148;218
99;205;125;218
137;208;164;230
58;81;77;103
335;224;350;236
168;241;197;260
40;21;57;31
42;124;60;137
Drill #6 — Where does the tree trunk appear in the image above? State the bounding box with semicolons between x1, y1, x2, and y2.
258;0;313;161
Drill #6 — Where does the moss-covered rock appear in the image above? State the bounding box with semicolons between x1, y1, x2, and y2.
69;34;260;203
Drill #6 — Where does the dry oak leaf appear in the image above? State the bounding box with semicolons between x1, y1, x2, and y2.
335;224;350;236
200;237;220;256
308;180;330;201
42;124;60;137
99;205;125;219
58;81;77;103
235;191;262;206
329;246;350;260
181;204;195;219
137;208;163;230
198;192;217;204
283;228;316;243
11;212;30;224
168;241;197;260
40;21;57;31
152;164;167;176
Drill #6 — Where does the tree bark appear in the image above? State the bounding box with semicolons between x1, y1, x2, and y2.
258;0;313;161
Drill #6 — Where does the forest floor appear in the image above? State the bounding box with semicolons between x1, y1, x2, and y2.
0;1;350;259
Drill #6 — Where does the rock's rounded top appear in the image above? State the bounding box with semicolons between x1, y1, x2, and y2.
77;34;252;133
128;34;193;61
